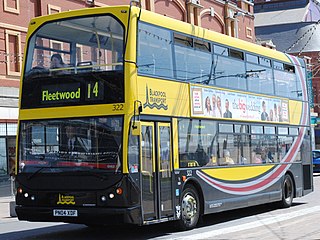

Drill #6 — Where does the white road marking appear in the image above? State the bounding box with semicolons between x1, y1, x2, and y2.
171;206;320;240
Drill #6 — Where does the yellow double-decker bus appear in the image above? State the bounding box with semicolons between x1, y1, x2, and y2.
15;4;313;230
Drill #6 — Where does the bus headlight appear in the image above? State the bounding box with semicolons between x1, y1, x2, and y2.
100;195;107;202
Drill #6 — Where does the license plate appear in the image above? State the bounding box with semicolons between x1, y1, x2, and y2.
53;209;78;217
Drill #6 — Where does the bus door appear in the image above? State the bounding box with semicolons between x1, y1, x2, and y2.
140;122;173;222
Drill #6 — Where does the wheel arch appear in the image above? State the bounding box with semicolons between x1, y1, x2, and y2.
284;170;297;198
182;178;205;215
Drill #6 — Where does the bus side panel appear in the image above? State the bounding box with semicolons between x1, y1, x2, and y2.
179;161;311;216
178;166;281;215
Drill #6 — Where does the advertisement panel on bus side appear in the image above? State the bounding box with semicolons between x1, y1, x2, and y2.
190;85;289;123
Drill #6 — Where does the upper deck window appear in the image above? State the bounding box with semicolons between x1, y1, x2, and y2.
274;61;284;70
22;14;124;109
214;45;228;56
259;57;271;67
246;52;273;94
173;33;211;82
274;62;300;99
246;54;259;64
213;50;246;90
230;49;244;60
138;22;174;79
174;33;193;48
194;40;211;52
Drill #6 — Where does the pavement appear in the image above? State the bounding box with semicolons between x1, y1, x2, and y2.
0;177;17;222
0;195;16;222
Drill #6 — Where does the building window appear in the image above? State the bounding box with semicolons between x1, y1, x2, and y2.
76;46;83;63
7;123;17;136
0;138;7;175
4;0;20;14
5;30;21;75
50;40;63;52
142;0;154;11
244;2;250;12
49;40;72;67
230;20;236;37
0;122;17;176
0;123;18;136
187;1;202;26
48;4;61;15
246;27;253;39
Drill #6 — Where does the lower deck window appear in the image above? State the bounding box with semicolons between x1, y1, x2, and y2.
178;119;304;168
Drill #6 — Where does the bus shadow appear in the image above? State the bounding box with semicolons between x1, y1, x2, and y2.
199;201;306;228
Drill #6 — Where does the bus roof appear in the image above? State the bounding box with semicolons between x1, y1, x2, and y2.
26;5;130;38
137;7;291;64
27;5;291;64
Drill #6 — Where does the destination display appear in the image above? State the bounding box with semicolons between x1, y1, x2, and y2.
21;71;124;109
41;81;104;104
191;85;289;123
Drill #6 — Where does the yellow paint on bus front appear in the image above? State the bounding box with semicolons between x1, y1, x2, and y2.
19;104;124;120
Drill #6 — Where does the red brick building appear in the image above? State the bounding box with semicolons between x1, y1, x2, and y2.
0;0;255;177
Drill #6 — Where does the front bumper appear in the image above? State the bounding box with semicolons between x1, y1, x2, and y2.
16;205;141;225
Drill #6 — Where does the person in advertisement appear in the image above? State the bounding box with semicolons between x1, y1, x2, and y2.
278;105;283;122
211;94;217;117
216;96;223;117
268;109;274;121
204;96;213;116
273;103;279;122
261;100;268;121
223;99;232;118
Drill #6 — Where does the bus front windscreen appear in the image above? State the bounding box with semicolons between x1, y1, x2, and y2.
18;116;123;174
21;14;124;109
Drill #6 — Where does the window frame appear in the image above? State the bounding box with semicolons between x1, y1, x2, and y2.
5;29;22;76
4;0;20;14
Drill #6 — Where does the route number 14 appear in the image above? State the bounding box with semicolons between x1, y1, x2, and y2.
87;82;99;99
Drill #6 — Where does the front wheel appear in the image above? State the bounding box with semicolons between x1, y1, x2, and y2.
178;185;200;230
279;174;294;208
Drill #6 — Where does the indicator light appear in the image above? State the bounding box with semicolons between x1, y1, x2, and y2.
116;188;123;195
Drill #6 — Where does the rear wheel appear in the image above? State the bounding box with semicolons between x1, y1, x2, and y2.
178;185;200;230
279;174;294;208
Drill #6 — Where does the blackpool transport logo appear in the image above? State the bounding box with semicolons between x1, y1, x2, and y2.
57;193;76;205
143;85;168;110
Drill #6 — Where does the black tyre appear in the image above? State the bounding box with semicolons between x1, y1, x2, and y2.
279;174;294;208
178;185;200;230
